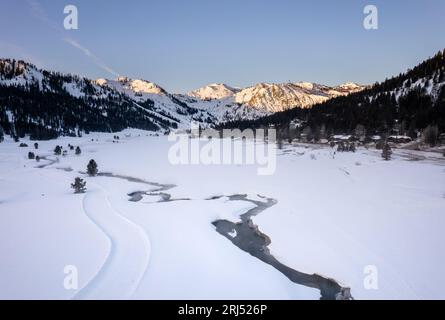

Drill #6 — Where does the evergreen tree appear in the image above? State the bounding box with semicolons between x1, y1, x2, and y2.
54;145;62;155
350;143;356;153
382;142;392;160
35;155;40;162
71;177;86;194
338;142;344;152
28;152;35;159
423;125;439;147
75;146;81;155
34;142;38;149
87;159;98;176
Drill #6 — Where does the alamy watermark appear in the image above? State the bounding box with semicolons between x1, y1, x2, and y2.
63;264;78;290
363;5;378;30
64;5;78;30
363;264;379;290
168;122;277;175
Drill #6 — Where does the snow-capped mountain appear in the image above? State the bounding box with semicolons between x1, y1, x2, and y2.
0;57;366;139
0;59;217;139
177;94;269;123
188;83;240;100
93;78;267;124
334;82;365;93
187;81;365;113
96;77;167;96
93;76;216;128
228;50;445;137
233;82;366;112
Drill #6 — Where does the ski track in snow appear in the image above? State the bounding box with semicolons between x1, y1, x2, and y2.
73;185;151;300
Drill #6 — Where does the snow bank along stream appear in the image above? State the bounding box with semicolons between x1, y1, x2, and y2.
112;172;352;300
33;153;351;299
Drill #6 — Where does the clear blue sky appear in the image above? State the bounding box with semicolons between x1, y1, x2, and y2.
1;0;444;93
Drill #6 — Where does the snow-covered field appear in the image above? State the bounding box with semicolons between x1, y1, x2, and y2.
0;130;444;299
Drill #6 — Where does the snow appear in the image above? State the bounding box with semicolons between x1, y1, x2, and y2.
0;59;365;126
188;83;240;100
63;82;84;98
0;130;444;299
233;82;365;112
388;135;412;140
186;81;365;114
332;135;353;140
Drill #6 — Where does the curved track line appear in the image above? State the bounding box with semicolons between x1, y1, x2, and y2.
73;186;151;300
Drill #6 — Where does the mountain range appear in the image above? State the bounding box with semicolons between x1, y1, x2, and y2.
188;82;365;112
223;49;445;139
1;50;444;141
0;58;364;139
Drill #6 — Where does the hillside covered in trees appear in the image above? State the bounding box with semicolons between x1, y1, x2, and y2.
0;59;206;140
221;50;445;139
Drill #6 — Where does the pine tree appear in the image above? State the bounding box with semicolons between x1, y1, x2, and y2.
35;155;40;162
350;143;356;153
338;142;344;152
75;146;81;155
71;177;86;194
423;125;439;147
87;159;98;176
34;142;38;149
54;145;62;155
382;142;392;160
28;152;35;159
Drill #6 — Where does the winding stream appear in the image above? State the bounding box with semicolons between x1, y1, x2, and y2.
211;194;351;300
36;160;351;299
128;187;352;299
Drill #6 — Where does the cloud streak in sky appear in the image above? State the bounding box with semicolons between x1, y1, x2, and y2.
26;0;119;77
63;38;119;77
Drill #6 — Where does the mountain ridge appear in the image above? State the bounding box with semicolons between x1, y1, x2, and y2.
187;81;366;112
220;49;445;138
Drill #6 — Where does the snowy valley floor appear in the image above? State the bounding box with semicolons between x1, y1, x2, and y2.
0;130;444;299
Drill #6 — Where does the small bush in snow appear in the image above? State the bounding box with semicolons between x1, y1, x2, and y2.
19;143;28;147
375;140;384;150
87;159;98;176
75;146;81;155
54;145;62;155
35;156;40;162
28;152;35;159
350;143;356;152
422;125;439;147
71;177;87;194
34;142;38;149
382;143;392;161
